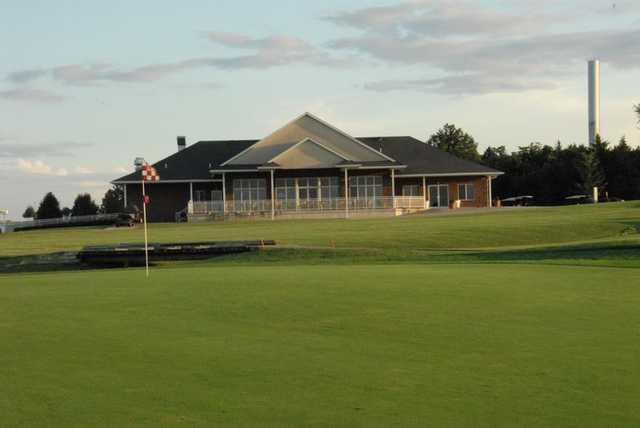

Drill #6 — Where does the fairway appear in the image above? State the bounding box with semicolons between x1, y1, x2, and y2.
1;203;639;426
1;202;639;257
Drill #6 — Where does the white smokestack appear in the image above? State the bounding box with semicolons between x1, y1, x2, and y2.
588;59;600;145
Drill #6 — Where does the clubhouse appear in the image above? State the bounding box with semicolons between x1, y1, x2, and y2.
112;113;503;222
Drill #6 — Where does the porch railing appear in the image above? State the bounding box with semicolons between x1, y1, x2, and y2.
189;196;425;215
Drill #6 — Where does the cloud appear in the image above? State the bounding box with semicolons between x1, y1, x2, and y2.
4;32;347;88
327;1;640;95
0;141;92;158
74;166;95;175
0;87;65;102
17;159;69;176
365;74;558;95
327;1;544;38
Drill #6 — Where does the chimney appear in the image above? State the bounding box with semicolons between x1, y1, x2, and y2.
588;60;600;145
177;136;187;152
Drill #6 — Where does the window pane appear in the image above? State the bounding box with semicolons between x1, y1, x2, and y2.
467;185;475;200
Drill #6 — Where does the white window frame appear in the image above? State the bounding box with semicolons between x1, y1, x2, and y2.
458;183;475;201
233;179;267;202
402;185;421;197
349;175;383;199
194;190;206;202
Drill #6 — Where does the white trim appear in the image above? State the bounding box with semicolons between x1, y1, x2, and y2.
123;184;127;208
270;169;275;220
358;165;407;170
396;172;503;178
391;169;395;198
457;182;475;201
303;112;397;162
268;137;351;164
112;179;222;184
488;176;492;208
220;112;397;166
222;172;226;215
210;169;260;173
344;168;349;218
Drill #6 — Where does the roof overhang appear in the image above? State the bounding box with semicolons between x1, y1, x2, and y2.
396;171;504;178
111;178;224;184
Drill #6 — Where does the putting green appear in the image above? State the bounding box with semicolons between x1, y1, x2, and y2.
1;263;639;427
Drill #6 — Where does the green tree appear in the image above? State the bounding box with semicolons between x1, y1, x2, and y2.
71;193;99;216
634;103;640;126
101;186;125;214
427;124;480;161
61;207;72;217
22;206;35;219
36;192;62;219
577;149;606;197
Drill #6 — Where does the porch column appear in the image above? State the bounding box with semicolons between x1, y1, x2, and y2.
344;168;349;219
487;176;492;208
270;169;275;220
222;173;226;215
391;168;396;208
422;176;427;209
189;182;194;202
123;184;127;208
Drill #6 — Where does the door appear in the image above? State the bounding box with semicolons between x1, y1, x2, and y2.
428;185;449;208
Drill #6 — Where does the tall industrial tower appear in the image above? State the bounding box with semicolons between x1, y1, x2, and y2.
588;59;600;145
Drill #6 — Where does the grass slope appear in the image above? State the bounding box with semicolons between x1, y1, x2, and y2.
1;202;638;257
1;265;639;427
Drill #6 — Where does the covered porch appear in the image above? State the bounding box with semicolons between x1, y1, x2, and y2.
186;168;426;220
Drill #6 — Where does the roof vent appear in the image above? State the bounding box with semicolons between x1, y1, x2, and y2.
177;136;186;152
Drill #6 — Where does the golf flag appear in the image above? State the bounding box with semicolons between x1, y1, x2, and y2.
141;162;159;278
142;163;160;182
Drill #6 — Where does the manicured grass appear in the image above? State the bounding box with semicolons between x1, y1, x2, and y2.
1;264;639;427
1;202;639;257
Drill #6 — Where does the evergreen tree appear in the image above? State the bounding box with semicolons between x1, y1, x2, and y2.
22;206;35;219
101;186;125;214
427;124;480;161
71;193;99;216
576;149;606;197
36;192;62;219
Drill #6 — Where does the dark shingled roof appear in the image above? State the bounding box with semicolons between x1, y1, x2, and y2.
113;136;501;183
358;136;501;176
113;140;257;182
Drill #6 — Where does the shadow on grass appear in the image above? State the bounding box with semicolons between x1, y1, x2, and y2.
3;240;640;274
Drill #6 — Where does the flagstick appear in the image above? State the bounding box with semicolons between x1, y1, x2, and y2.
142;179;150;278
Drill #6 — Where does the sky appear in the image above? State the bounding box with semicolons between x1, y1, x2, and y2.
1;0;639;220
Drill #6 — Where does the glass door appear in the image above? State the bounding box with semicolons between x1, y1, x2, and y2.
428;185;449;208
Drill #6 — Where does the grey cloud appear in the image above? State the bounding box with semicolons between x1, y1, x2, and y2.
0;141;92;158
365;74;558;95
0;87;65;102
5;32;345;88
328;1;640;95
326;1;544;38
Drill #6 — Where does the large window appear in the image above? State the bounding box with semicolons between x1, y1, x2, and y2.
233;179;267;202
458;183;475;201
349;175;383;199
275;177;340;209
402;185;421;197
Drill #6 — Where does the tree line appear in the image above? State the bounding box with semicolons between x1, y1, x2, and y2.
22;187;124;220
427;122;640;203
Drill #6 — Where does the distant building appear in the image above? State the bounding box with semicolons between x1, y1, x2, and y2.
113;113;502;222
